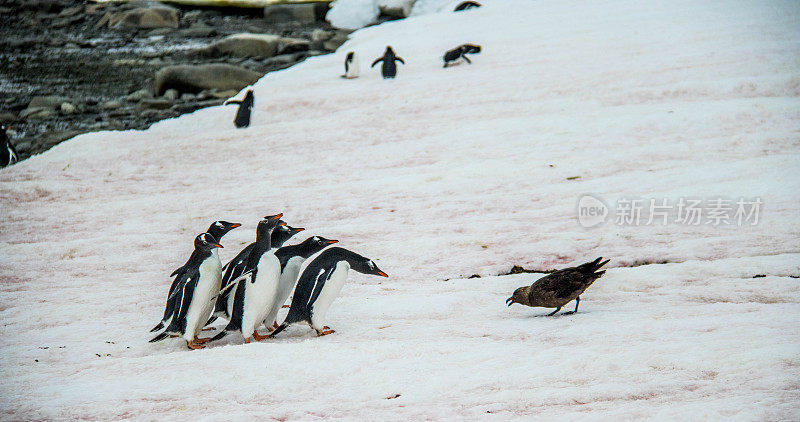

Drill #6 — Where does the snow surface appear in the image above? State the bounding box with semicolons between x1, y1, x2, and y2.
2;0;800;419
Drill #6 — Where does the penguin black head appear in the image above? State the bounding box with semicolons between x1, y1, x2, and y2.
463;44;481;54
296;235;339;257
256;213;284;244
385;46;394;54
351;255;388;278
273;222;305;247
195;233;223;251
346;52;354;63
243;90;254;101
207;221;242;241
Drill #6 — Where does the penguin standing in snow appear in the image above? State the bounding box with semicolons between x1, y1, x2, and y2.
211;214;285;343
149;233;224;349
224;90;254;129
371;47;405;79
1;125;18;168
341;52;360;79
261;235;340;331
207;221;304;326
150;220;241;333
270;247;388;337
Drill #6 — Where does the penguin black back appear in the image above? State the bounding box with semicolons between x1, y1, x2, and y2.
275;235;338;270
371;46;405;79
224;90;254;128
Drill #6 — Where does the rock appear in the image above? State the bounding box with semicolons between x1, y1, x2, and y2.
311;29;334;43
28;95;71;110
146;28;172;37
278;37;310;55
211;90;238;99
323;31;349;51
109;6;179;30
263;3;317;25
137;98;172;111
101;100;123;110
58;5;83;18
154;64;262;96
0;112;17;123
378;0;416;18
20;107;55;119
60;102;76;114
180;93;197;101
15;141;32;153
199;33;281;58
163;89;179;100
264;53;305;67
126;89;153;102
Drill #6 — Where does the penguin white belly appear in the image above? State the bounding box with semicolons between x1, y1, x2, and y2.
183;255;222;342
310;261;350;330
263;256;305;327
345;55;360;79
241;252;281;336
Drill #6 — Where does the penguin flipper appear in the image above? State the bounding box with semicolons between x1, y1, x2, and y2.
371;58;383;67
396;57;405;64
269;323;289;338
149;331;170;343
308;267;335;307
224;100;242;106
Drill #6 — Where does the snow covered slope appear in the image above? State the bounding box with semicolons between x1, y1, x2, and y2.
1;0;799;419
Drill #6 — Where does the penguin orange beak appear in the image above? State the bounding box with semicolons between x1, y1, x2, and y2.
326;239;339;244
265;213;283;220
213;244;224;249
279;222;287;226
230;223;242;228
377;271;388;277
295;227;305;232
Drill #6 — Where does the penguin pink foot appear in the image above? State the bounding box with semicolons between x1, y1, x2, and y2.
253;331;270;341
316;326;335;336
244;337;252;344
282;304;290;308
194;336;211;344
187;340;205;350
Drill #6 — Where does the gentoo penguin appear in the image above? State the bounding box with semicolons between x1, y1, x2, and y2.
454;1;481;11
270;247;388;337
149;233;224;349
1;125;18;168
507;257;610;316
223;90;254;129
443;44;481;68
150;220;241;333
371;47;405;79
342;52;359;79
208;221;304;326
211;214;284;343
262;235;340;331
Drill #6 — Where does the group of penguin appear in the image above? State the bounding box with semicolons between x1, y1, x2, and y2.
342;43;482;80
149;214;387;349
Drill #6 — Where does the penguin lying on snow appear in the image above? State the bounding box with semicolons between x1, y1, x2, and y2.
443;44;481;68
150;220;241;333
211;214;285;344
341;52;359;79
371;47;405;79
454;1;481;11
149;233;224;349
1;125;18;168
207;220;304;327
224;90;254;129
507;257;609;316
262;235;340;331
270;247;388;337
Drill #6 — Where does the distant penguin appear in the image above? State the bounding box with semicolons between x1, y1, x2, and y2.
211;214;284;343
270;247;388;337
454;1;481;11
224;90;254;128
443;44;481;68
208;220;304;326
371;47;405;79
1;125;18;168
341;52;360;79
262;235;340;331
150;221;241;333
149;233;224;349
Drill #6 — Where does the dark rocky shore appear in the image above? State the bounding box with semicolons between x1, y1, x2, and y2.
0;0;350;161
